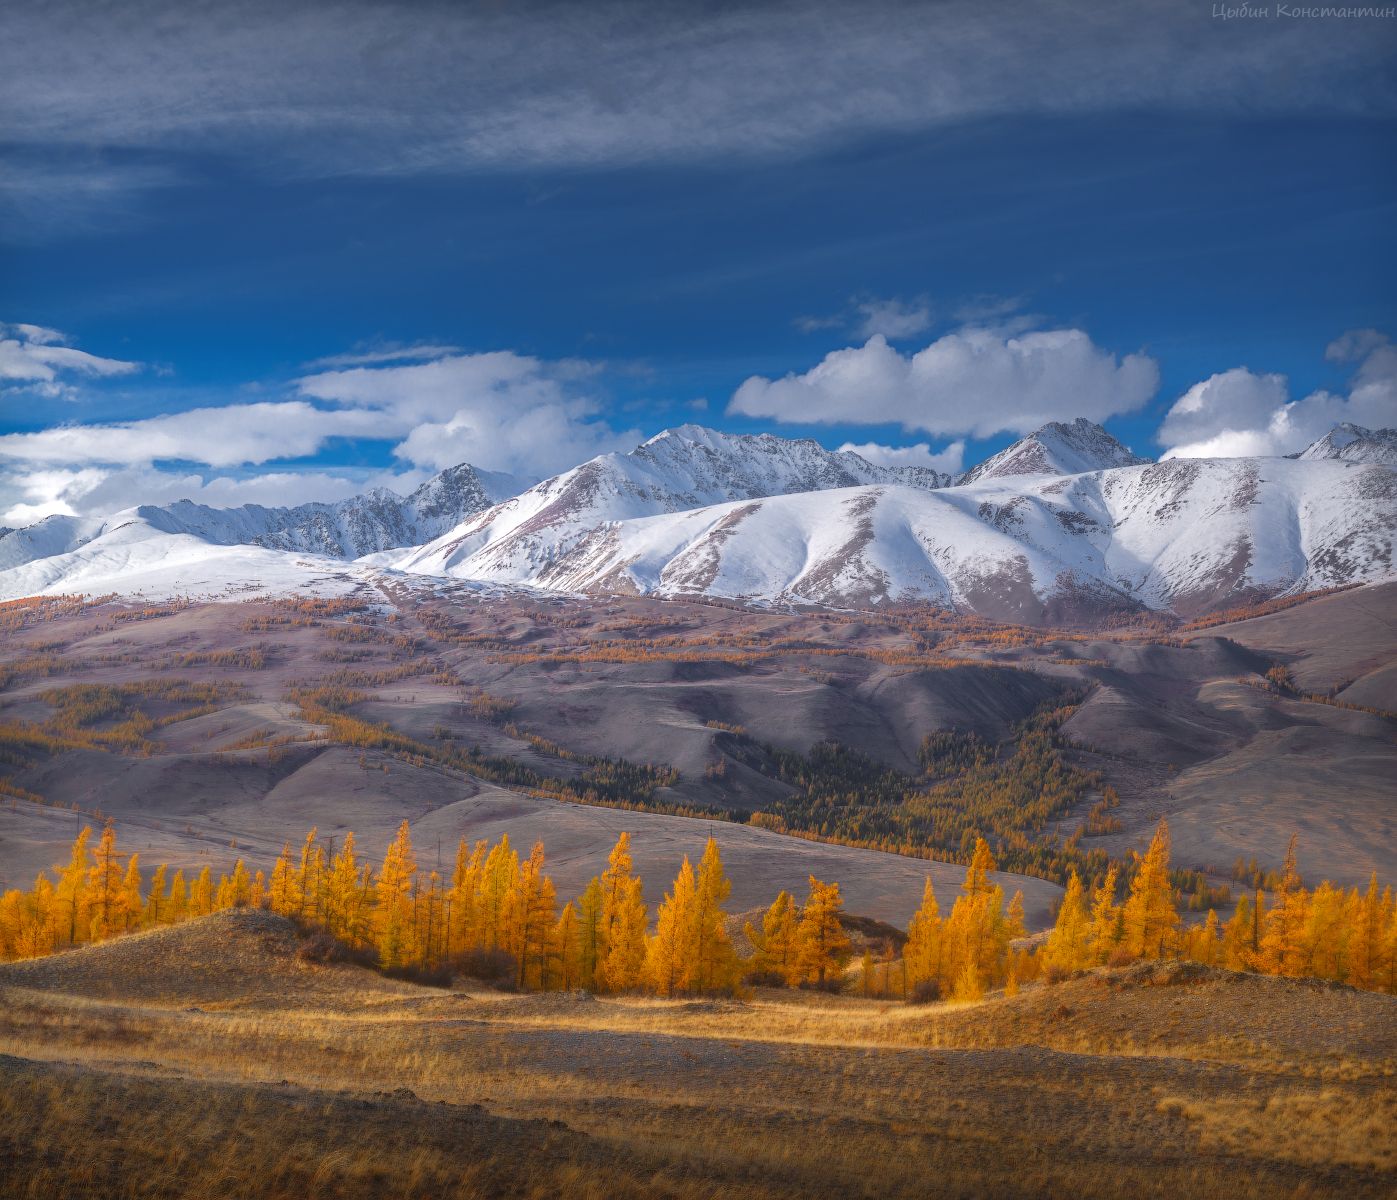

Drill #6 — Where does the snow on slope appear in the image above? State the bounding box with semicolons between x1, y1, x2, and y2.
958;418;1151;484
0;509;381;602
386;424;949;577
1292;423;1397;467
0;461;521;588
396;457;1395;619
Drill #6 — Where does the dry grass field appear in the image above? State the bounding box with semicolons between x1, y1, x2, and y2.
1;910;1393;1199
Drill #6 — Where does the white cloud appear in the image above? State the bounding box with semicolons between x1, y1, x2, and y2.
0;462;426;525
0;401;389;468
0;321;140;397
297;352;636;476
728;328;1158;438
1159;332;1397;459
839;439;965;475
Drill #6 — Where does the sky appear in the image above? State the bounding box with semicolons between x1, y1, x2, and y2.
1;0;1395;525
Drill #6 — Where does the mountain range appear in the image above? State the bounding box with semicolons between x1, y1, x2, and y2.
2;419;1393;621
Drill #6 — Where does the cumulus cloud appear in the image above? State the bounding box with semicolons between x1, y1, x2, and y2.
839;439;965;475
1158;331;1397;459
0;321;140;398
297;352;637;476
729;328;1158;439
0;332;637;522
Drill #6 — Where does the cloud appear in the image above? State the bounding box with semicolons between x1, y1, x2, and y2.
1158;331;1397;459
0;322;140;398
302;342;464;370
0;462;427;525
0;401;389;469
839;439;965;475
1;1;1391;231
852;297;933;341
297;351;637;476
728;327;1158;438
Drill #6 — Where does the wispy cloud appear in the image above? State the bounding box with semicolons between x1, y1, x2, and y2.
2;0;1392;233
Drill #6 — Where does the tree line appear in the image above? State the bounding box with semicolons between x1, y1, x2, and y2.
1;819;1393;999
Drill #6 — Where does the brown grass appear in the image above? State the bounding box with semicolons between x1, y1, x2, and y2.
1;913;1394;1199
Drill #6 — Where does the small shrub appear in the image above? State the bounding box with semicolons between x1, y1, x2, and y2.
1108;947;1136;969
743;969;789;988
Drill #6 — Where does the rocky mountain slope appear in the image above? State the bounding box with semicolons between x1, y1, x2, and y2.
1;421;1393;618
384;424;950;578
1292;422;1397;466
390;455;1395;620
958;418;1150;484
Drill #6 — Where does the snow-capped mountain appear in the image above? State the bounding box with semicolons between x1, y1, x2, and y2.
0;462;520;578
391;456;1395;620
386;425;949;578
1291;423;1397;467
2;422;1394;619
958;418;1151;484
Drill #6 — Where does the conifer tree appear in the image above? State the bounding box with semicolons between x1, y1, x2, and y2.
1121;819;1179;960
1259;835;1308;976
54;826;91;948
120;854;143;931
295;828;324;923
903;878;942;990
555;901;582;990
191;866;214;917
646;857;696;996
374;821;417;970
480;835;518;952
690;838;739;994
597;833;647;992
87;823;125;941
144;863;167;928
166;869;188;923
1042;870;1089;975
746;890;799;985
577;876;605;991
1086;866;1121;965
511;842;556;989
268;842;299;917
794;877;850;988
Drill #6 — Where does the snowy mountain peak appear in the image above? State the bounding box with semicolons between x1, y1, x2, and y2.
1291;423;1397;466
960;418;1151;484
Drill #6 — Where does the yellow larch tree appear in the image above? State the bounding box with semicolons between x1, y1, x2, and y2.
373;820;417;970
54;825;91;949
267;842;300;917
690;838;739;994
745;890;799;985
1120;819;1179;960
510;842;556;989
646;856;696;996
1086;865;1121;965
1259;835;1308;976
554;901;582;990
794;876;850;989
902;878;942;991
87;823;126;941
1041;870;1090;976
597;833;647;992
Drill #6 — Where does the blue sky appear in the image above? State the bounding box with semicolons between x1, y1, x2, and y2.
1;1;1394;523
